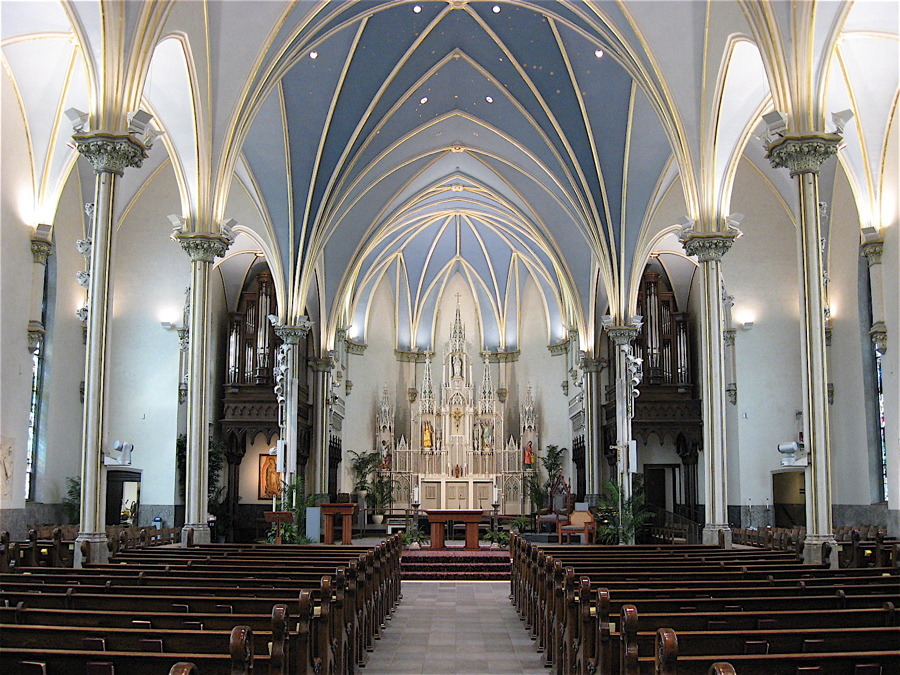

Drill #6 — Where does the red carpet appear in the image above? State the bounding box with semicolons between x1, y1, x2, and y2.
400;547;511;580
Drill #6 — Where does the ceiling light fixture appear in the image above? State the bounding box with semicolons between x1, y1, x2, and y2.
420;96;428;104
309;51;318;59
413;5;422;13
492;5;501;13
485;96;493;103
595;49;604;58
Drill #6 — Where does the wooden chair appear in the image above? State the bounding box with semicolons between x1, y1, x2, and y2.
536;474;573;533
557;510;596;544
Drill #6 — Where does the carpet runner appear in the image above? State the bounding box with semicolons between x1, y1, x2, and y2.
400;547;511;580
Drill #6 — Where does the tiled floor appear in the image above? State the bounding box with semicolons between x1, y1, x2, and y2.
363;581;547;674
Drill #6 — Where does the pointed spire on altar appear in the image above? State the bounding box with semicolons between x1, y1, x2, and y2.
521;385;536;432
449;294;465;353
479;353;494;413
376;386;394;434
421;351;435;413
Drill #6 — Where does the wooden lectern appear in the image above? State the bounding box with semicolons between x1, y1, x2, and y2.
426;509;485;550
263;511;294;545
321;503;359;545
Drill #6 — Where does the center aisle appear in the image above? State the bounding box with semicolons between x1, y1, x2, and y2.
364;581;547;675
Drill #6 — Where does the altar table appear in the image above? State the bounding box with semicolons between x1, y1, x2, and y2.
426;509;485;550
321;503;358;545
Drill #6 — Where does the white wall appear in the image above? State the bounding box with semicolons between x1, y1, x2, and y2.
725;159;804;506
106;164;187;515
827;167;880;507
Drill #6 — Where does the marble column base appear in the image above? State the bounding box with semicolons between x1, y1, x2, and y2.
181;523;211;547
702;524;732;548
74;532;109;567
802;534;838;568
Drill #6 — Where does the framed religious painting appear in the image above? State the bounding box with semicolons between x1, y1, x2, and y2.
259;453;281;499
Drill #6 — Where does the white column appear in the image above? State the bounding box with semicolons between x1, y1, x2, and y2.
680;227;739;547
174;233;231;545
604;324;640;543
768;134;842;566
273;320;312;488
309;357;334;494
582;357;606;500
72;133;148;566
861;237;887;354
28;231;53;353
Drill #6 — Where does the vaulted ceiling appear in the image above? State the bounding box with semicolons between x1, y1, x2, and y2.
3;0;897;354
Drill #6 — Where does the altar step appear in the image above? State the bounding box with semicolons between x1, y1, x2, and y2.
400;548;511;581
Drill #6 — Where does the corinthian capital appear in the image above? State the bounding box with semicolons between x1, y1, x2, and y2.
272;316;313;345
605;325;640;346
30;240;53;264
766;134;841;177
174;233;231;263
861;240;883;264
679;224;741;263
72;132;148;175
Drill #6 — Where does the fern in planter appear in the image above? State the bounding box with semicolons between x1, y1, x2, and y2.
62;476;81;525
595;478;654;544
482;529;510;547
401;525;428;547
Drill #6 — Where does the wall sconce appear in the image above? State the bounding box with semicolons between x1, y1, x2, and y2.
740;321;754;331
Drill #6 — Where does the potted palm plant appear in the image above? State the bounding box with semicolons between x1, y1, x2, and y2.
347;449;380;500
370;474;397;525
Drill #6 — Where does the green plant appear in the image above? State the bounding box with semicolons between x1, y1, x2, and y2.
482;529;510;547
401;525;428;546
524;444;567;512
510;514;531;532
266;474;328;544
62;476;81;524
371;474;397;514
347;449;380;492
595;478;654;544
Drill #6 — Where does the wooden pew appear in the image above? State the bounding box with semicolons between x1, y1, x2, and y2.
2;535;403;674
508;533;900;675
1;624;259;675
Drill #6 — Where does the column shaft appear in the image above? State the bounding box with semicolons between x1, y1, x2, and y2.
767;133;841;565
184;258;212;541
698;258;730;540
797;172;832;542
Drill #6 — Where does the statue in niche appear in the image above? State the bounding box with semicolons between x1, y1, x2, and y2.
524;440;535;466
481;422;493;451
422;420;434;449
451;353;463;379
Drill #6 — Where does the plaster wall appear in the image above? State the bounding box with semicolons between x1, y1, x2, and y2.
827;167;880;507
0;67;37;514
239;432;278;506
340;276;400;492
106;164;187;512
725;160;804;506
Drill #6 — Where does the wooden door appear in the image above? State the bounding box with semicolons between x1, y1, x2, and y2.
446;482;468;509
422;481;441;511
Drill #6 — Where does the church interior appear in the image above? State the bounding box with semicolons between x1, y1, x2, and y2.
1;0;898;671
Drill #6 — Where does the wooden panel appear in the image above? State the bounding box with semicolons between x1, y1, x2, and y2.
446;482;468;509
422;482;441;511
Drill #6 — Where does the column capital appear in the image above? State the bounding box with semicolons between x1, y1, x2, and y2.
869;322;887;355
679;227;740;263
72;132;148;175
582;357;607;372
766;133;841;177
30;240;54;264
860;240;884;264
605;325;640;346
174;233;231;263
273;318;313;344
309;356;334;372
27;320;45;354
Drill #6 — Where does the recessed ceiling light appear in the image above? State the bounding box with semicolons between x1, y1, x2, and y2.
492;5;501;13
310;51;318;59
413;5;421;13
485;96;493;103
594;49;604;58
420;97;428;104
